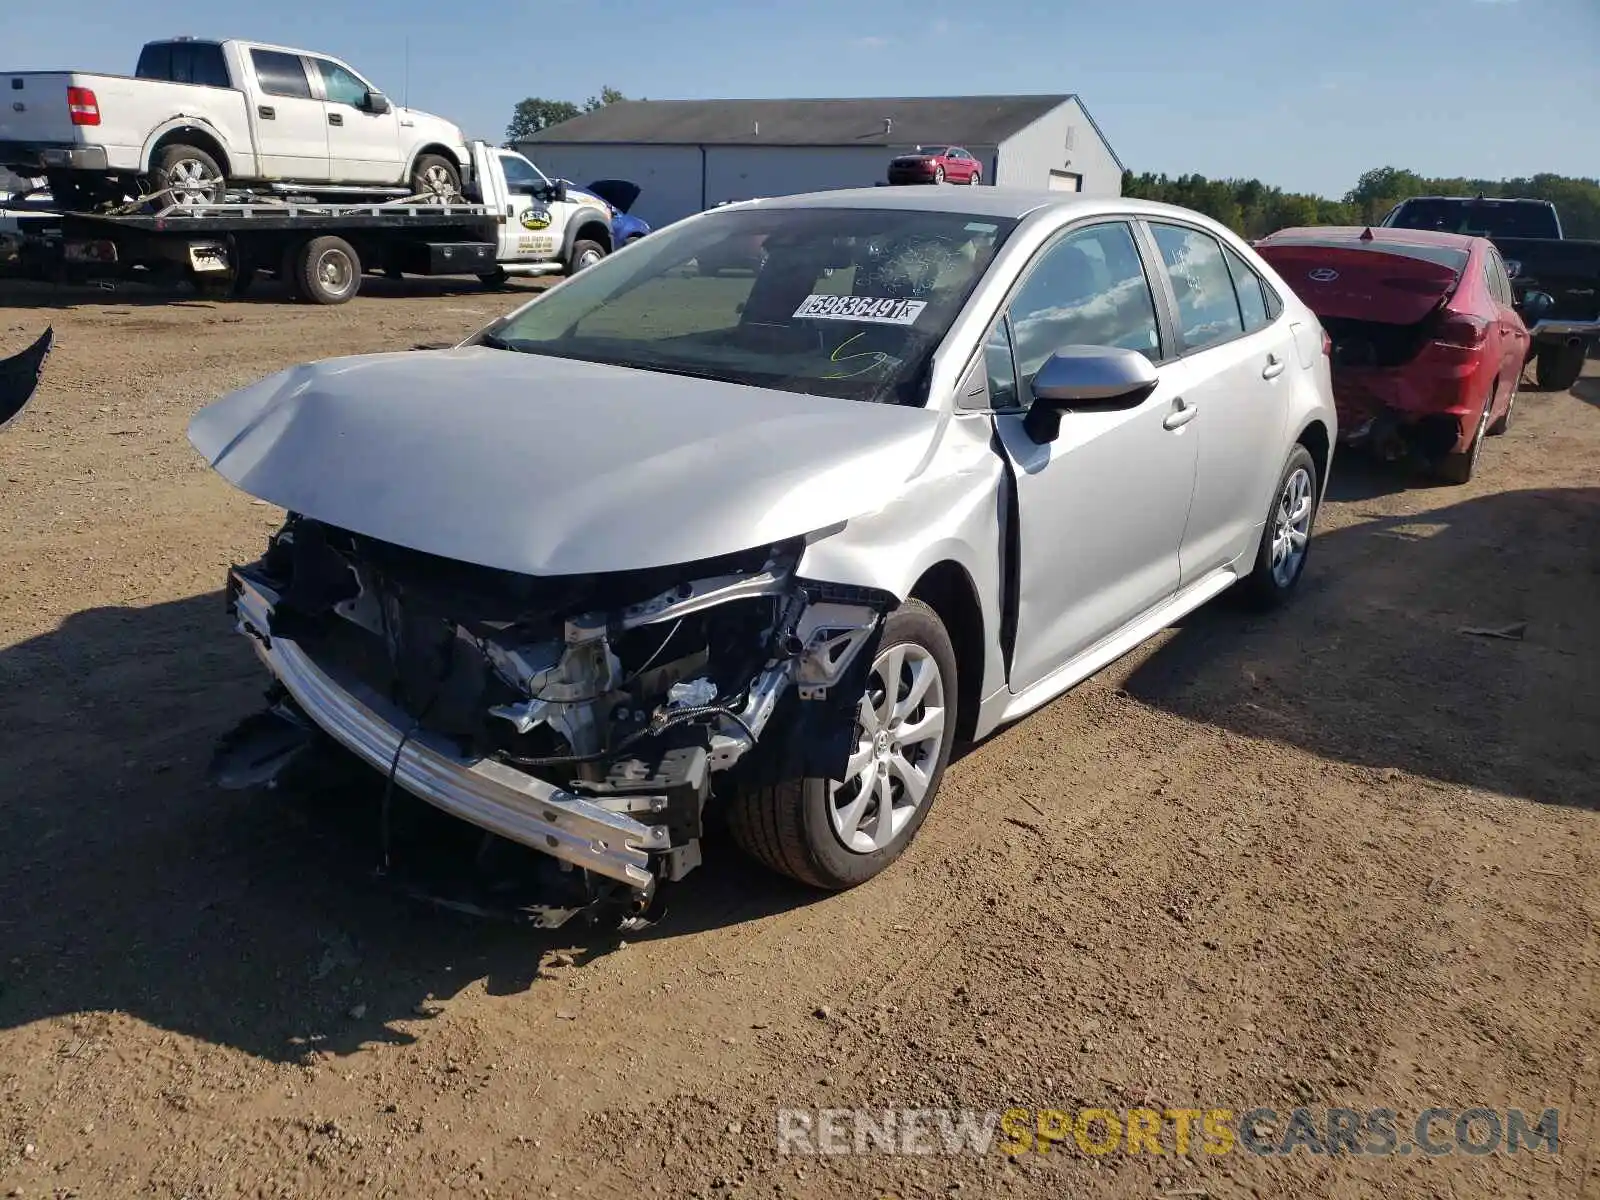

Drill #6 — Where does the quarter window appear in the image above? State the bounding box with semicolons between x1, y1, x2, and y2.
1005;221;1163;389
982;318;1020;409
1222;244;1271;333
250;50;313;100
1149;222;1245;351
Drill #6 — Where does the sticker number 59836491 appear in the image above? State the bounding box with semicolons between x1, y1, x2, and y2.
792;294;928;325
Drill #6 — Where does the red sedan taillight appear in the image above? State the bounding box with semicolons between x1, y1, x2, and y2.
1431;313;1490;349
67;86;100;126
1321;328;1332;357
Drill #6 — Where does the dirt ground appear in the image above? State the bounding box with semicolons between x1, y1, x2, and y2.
1;275;1598;1200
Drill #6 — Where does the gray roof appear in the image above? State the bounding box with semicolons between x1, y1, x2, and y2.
524;94;1075;150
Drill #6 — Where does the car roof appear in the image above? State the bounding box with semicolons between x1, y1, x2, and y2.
731;186;1237;228
1262;225;1483;252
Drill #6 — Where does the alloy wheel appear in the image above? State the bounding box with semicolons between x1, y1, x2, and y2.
1270;466;1315;588
828;641;947;854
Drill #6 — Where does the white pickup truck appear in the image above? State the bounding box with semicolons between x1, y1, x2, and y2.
0;37;470;210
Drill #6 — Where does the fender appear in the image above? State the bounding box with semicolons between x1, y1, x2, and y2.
795;411;1009;710
402;139;472;184
558;194;615;260
140;116;244;177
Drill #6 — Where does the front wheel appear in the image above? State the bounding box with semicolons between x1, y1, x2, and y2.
1240;444;1319;609
932;165;945;184
727;599;958;890
565;238;605;275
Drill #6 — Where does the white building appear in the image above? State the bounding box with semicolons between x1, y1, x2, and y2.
516;94;1124;230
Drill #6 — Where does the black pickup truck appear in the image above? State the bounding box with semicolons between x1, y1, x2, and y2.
1381;195;1600;392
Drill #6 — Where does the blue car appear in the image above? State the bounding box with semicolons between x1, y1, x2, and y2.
582;179;651;245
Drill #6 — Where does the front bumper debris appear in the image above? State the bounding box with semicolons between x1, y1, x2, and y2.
231;573;670;890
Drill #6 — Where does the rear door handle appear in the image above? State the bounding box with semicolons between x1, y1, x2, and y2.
1163;399;1198;430
1262;353;1286;380
257;105;275;119
328;112;343;126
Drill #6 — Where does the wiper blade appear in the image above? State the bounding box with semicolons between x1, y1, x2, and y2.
606;358;732;383
478;332;518;351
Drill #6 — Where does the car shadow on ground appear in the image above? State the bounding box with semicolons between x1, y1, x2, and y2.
0;591;814;1064
1123;485;1600;811
0;275;542;310
1574;375;1600;411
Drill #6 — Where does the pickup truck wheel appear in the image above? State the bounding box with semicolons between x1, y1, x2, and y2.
726;599;957;891
295;236;361;305
147;144;225;207
478;267;508;288
565;239;605;275
1534;342;1586;393
410;155;461;200
1240;444;1319;609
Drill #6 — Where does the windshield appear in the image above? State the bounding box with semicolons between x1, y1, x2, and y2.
1387;199;1559;240
476;205;1017;405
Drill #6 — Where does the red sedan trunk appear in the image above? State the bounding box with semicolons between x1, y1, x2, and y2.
1256;227;1529;469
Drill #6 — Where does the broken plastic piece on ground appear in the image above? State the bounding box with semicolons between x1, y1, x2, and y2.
0;326;54;431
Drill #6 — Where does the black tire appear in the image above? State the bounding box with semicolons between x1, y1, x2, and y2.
409;153;461;200
565;238;606;275
1433;387;1494;485
478;267;508;288
295;235;361;305
1534;342;1586;393
1487;375;1516;436
145;143;225;207
1240;443;1320;609
726;599;959;891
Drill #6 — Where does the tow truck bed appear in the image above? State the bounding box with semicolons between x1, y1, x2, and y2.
7;196;504;304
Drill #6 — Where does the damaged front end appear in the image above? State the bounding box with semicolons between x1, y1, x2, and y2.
212;515;891;926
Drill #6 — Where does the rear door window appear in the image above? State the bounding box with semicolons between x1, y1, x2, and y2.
250;49;313;100
1149;222;1245;351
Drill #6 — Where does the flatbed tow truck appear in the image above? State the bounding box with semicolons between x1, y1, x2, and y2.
0;139;628;304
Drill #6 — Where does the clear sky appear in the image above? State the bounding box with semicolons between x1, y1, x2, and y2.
4;0;1595;198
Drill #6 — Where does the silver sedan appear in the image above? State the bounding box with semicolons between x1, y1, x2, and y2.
189;186;1336;926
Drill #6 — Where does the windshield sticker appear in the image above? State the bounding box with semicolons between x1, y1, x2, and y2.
793;294;927;325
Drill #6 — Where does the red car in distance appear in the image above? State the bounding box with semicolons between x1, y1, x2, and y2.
1255;225;1532;484
886;145;983;185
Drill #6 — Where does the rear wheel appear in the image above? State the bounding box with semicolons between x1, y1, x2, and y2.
1487;375;1517;435
1434;387;1494;485
726;600;958;890
478;267;508;288
1240;444;1319;609
409;154;461;200
295;235;361;305
145;143;225;207
1534;341;1586;393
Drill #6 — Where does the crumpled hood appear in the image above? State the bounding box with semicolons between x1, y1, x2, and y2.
188;347;942;576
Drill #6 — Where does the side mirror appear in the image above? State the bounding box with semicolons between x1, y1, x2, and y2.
545;179;568;204
1023;346;1160;444
1517;290;1555;320
364;90;392;115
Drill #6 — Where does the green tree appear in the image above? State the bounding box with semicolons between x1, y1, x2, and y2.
505;98;581;141
583;85;629;113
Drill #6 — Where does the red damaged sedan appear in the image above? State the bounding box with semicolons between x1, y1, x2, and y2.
1255;226;1530;484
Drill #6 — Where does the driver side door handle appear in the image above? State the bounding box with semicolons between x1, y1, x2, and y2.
1163;398;1198;430
1262;353;1286;380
